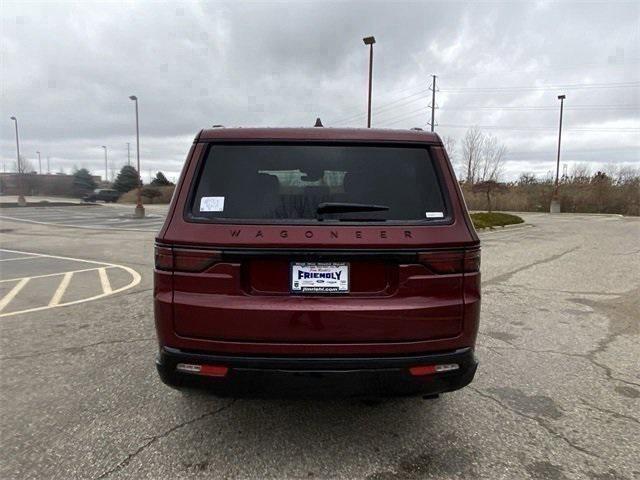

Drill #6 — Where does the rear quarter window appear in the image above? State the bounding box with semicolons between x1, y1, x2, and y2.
187;143;449;224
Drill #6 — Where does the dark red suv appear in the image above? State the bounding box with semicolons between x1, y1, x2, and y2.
154;127;480;397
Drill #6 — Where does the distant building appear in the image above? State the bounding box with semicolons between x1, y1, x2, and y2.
0;172;102;196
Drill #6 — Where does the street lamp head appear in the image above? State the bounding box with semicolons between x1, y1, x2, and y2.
10;116;16;121
558;94;566;100
129;95;137;101
363;36;376;45
101;145;106;149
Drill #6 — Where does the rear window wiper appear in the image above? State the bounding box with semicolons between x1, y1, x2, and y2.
337;217;388;222
316;202;389;221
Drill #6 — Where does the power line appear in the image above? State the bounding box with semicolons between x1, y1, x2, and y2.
436;105;638;111
332;87;429;125
508;147;640;155
454;59;640;77
376;106;427;127
332;80;639;126
436;123;640;133
439;81;640;92
375;103;638;128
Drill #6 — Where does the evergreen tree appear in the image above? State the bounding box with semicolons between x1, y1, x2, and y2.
113;165;142;193
72;168;97;197
150;171;174;186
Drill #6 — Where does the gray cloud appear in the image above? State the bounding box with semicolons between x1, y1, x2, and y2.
1;0;638;181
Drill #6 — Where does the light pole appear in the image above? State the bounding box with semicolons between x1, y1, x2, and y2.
101;145;108;182
550;94;566;213
36;151;41;174
47;156;50;174
129;95;145;218
9;116;26;206
363;36;376;128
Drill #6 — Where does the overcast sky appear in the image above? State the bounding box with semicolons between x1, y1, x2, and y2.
1;0;638;182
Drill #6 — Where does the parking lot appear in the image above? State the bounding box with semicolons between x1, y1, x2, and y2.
0;204;167;232
0;248;140;318
1;207;638;480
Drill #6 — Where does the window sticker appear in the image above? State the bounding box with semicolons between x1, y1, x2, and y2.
425;211;444;219
200;196;225;212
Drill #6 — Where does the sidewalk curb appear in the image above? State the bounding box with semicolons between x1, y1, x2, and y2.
0;202;96;208
476;223;532;234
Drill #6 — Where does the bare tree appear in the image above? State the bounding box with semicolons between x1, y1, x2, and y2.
616;166;640;185
441;136;460;179
570;163;591;183
603;163;619;181
472;180;508;212
461;127;484;184
478;134;506;183
442;135;456;161
14;156;35;174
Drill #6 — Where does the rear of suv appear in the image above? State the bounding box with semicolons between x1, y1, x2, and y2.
154;127;480;397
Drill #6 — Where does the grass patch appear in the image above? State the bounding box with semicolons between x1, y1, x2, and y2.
470;212;524;230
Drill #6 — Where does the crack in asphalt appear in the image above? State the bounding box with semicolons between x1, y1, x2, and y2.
613;248;640;256
504;286;621;297
0;337;155;360
477;332;517;348
478;343;640;389
579;398;640;426
117;287;153;297
483;246;581;286
94;399;237;480
479;286;640;389
468;386;602;461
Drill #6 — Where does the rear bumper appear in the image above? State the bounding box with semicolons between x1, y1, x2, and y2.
156;346;478;397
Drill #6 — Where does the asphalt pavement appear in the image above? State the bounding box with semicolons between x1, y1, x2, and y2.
0;210;638;480
0;203;167;232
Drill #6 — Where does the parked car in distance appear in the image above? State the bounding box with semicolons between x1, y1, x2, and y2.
82;189;120;203
154;126;481;398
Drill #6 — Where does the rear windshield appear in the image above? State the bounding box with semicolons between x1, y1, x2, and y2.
189;144;447;223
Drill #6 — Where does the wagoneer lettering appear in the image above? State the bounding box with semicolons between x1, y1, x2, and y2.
226;228;418;241
154;127;480;397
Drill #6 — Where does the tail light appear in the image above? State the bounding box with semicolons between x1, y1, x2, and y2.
418;248;480;274
155;246;222;272
176;363;229;377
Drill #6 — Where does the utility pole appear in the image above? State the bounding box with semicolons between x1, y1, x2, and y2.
363;36;376;128
129;95;145;218
127;142;131;166
9;116;26;205
429;75;437;132
47;156;50;174
101;146;108;182
550;94;566;213
37;151;41;174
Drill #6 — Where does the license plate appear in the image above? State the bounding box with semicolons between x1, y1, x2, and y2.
291;262;349;293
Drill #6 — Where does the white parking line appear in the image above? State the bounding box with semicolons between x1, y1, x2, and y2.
0;255;45;262
0;266;115;284
48;272;73;307
98;267;112;295
0;214;161;232
0;248;141;318
0;278;30;312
